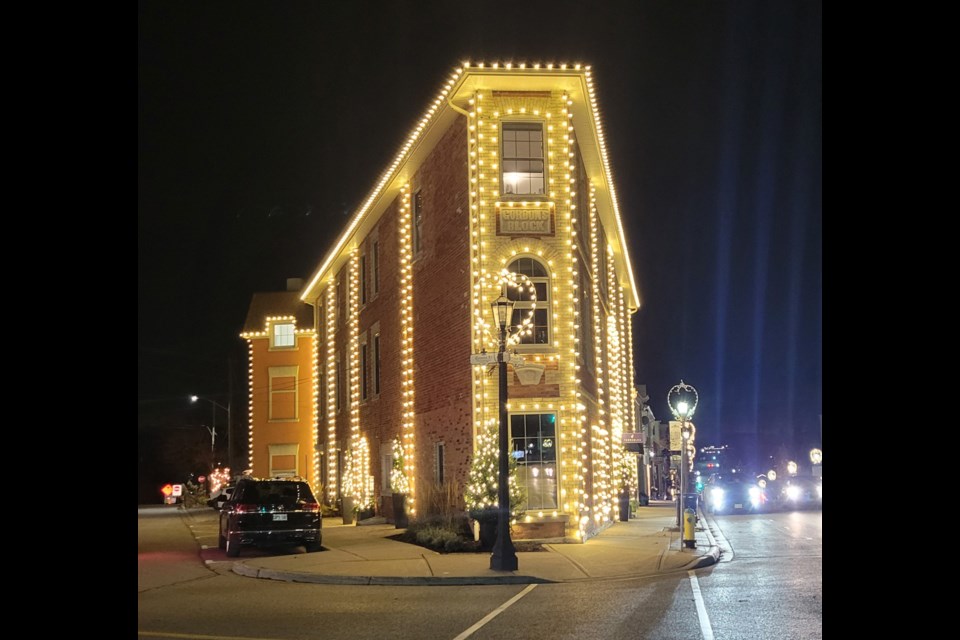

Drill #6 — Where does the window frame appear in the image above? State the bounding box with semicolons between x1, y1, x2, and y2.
500;120;546;198
360;339;369;402
373;332;381;396
373;239;380;295
505;256;551;347
360;254;368;305
509;412;559;511
270;322;296;349
412;189;424;255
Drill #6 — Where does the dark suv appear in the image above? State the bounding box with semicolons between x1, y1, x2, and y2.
218;478;322;557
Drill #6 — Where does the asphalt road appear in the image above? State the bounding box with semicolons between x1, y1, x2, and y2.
138;507;822;639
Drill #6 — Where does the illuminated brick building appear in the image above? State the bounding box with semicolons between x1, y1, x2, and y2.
244;62;641;541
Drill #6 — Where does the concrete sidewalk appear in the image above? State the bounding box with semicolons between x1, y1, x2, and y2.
230;501;719;586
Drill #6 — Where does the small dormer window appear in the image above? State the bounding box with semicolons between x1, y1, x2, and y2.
272;323;295;348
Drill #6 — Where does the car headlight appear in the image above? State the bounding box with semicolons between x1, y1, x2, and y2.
785;485;801;500
710;487;725;508
749;486;762;507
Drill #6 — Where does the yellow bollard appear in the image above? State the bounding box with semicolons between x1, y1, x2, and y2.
683;508;697;548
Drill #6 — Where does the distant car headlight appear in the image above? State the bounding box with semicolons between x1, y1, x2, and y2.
710;487;725;509
785;485;801;500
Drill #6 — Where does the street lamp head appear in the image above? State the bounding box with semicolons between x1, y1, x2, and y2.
667;380;699;421
190;395;199;403
491;296;515;331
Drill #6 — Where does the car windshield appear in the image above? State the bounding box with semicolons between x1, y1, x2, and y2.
235;481;316;505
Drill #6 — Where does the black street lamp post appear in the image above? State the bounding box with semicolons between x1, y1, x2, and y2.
489;295;518;572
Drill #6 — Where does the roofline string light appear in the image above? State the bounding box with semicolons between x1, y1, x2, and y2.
302;62;638;313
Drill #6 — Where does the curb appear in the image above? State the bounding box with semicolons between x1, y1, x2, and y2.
232;562;553;586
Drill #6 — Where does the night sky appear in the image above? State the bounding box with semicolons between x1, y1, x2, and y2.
139;1;821;477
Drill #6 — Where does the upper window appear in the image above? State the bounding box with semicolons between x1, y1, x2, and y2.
360;254;368;305
506;257;549;345
579;267;595;371
373;240;380;294
502;122;545;196
412;190;424;255
361;342;369;401
272;323;295;348
597;223;608;304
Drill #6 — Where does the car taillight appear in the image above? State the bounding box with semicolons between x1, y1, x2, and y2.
233;504;259;513
301;502;320;512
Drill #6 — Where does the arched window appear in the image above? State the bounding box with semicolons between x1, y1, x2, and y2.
506;257;549;345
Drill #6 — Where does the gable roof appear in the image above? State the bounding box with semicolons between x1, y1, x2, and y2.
301;61;641;312
241;291;314;337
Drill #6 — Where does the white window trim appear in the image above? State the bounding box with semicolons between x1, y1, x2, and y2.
270;322;297;350
500;119;547;199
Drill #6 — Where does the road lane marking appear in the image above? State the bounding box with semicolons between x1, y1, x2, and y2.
688;571;715;640
452;584;538;640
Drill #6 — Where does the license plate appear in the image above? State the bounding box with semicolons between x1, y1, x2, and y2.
272;513;288;521
734;503;743;509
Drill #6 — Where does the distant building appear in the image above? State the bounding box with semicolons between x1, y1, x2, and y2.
242;63;641;541
239;279;316;481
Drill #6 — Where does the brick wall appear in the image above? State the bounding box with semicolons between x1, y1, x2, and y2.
409;115;472;504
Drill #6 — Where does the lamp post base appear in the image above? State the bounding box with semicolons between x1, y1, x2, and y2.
490;538;518;571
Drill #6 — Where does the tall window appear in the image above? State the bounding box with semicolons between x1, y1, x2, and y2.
580;267;594;370
374;333;381;395
269;366;298;421
412;190;423;255
336;354;343;412
336;280;343;327
360;254;367;305
597;223;608;304
506;257;549;344
373;240;380;294
502;122;545;196
272;323;295;348
510;413;558;510
361;342;369;401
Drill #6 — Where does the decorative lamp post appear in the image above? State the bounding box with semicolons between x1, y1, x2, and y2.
489;295;518;571
191;395;232;467
667;381;699;527
787;460;798;476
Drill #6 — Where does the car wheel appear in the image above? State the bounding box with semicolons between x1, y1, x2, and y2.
225;535;241;557
304;541;322;553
